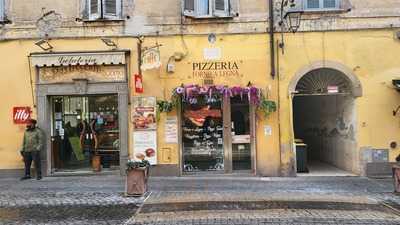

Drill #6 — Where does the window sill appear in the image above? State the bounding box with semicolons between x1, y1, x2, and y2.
0;19;12;25
82;18;125;23
184;14;236;20
302;8;350;14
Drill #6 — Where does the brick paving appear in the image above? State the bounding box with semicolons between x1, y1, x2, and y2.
0;175;400;224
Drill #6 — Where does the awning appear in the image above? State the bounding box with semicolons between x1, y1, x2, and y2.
30;51;127;67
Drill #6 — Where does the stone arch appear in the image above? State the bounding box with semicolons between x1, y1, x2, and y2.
288;61;363;98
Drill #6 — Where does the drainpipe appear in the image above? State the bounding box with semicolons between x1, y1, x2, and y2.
269;0;276;79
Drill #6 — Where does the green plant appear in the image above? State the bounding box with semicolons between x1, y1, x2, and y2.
126;159;150;172
156;100;174;121
157;100;174;113
258;95;277;118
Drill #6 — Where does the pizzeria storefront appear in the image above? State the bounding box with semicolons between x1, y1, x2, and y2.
135;34;279;177
30;51;130;176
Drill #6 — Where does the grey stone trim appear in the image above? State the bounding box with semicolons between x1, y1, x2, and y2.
149;164;180;177
0;169;24;178
288;60;363;98
36;82;129;176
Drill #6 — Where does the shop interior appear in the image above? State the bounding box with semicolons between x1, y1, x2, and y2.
51;95;120;172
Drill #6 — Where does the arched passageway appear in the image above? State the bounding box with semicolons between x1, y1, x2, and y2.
292;68;359;176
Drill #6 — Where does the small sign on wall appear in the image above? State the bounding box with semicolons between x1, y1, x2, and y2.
264;125;272;136
134;74;144;93
165;116;178;143
13;107;31;124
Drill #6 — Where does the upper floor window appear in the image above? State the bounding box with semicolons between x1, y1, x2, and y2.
183;0;231;18
87;0;122;20
304;0;340;11
0;0;4;22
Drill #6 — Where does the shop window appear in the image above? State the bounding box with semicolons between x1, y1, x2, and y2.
182;97;224;172
87;0;122;20
183;0;231;18
304;0;340;11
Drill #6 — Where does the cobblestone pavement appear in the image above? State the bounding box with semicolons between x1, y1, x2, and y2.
1;175;400;224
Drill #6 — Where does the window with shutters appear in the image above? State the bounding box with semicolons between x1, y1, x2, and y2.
0;0;4;22
304;0;340;11
183;0;231;18
87;0;122;20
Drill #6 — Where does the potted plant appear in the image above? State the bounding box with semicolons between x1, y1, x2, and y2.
125;148;155;197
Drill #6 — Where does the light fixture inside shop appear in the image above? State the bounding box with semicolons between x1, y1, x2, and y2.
34;39;53;51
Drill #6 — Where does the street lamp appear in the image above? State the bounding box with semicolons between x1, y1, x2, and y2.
277;0;304;54
284;9;303;33
279;0;303;33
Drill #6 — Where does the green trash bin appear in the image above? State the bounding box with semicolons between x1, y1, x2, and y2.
296;143;308;173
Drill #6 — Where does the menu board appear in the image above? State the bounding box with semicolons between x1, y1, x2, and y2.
165;116;178;143
132;97;157;131
133;131;157;165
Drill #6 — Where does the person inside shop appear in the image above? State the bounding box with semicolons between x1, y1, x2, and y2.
20;119;44;180
79;119;98;160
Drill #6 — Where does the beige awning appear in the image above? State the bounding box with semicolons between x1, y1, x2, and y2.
30;51;127;67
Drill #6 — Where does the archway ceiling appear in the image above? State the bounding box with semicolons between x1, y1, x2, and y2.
295;68;352;95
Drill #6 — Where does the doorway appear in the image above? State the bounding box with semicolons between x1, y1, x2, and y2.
51;95;120;172
292;68;357;175
181;94;254;174
231;96;251;171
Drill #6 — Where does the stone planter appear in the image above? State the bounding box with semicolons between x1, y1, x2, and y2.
125;167;149;197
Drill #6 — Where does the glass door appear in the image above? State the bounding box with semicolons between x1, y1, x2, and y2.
51;95;120;172
51;96;90;171
182;97;224;173
230;96;251;171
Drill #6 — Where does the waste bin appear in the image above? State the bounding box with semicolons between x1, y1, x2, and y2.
296;143;308;173
393;164;400;193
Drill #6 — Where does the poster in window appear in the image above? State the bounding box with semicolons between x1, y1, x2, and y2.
132;96;157;131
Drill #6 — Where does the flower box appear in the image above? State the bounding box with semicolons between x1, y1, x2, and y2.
125;166;149;197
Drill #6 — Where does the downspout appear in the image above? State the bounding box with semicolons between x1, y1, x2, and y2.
269;0;275;79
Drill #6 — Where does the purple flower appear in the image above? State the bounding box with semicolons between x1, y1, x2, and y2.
176;87;184;94
230;86;242;97
199;86;209;94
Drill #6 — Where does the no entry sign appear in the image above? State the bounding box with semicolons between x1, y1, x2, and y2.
13;107;31;124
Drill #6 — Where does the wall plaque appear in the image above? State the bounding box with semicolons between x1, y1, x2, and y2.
38;65;126;83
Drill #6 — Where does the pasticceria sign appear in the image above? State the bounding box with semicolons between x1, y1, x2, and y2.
189;61;243;79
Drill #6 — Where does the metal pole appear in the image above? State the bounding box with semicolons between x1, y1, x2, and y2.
269;0;276;79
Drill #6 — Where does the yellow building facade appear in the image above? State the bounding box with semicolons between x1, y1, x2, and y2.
1;0;400;177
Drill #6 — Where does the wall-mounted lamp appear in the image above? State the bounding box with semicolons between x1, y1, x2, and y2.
34;39;53;51
101;38;118;50
284;9;303;33
277;0;303;54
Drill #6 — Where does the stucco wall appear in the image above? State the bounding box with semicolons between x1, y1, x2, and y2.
1;0;400;40
278;29;400;176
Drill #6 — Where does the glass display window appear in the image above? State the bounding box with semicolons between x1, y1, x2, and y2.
182;97;224;173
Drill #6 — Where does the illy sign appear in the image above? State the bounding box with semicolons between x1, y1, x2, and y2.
13;107;31;124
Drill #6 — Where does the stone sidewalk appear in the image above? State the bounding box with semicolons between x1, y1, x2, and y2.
0;175;400;224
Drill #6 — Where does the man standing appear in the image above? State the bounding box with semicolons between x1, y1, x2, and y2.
20;119;44;180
